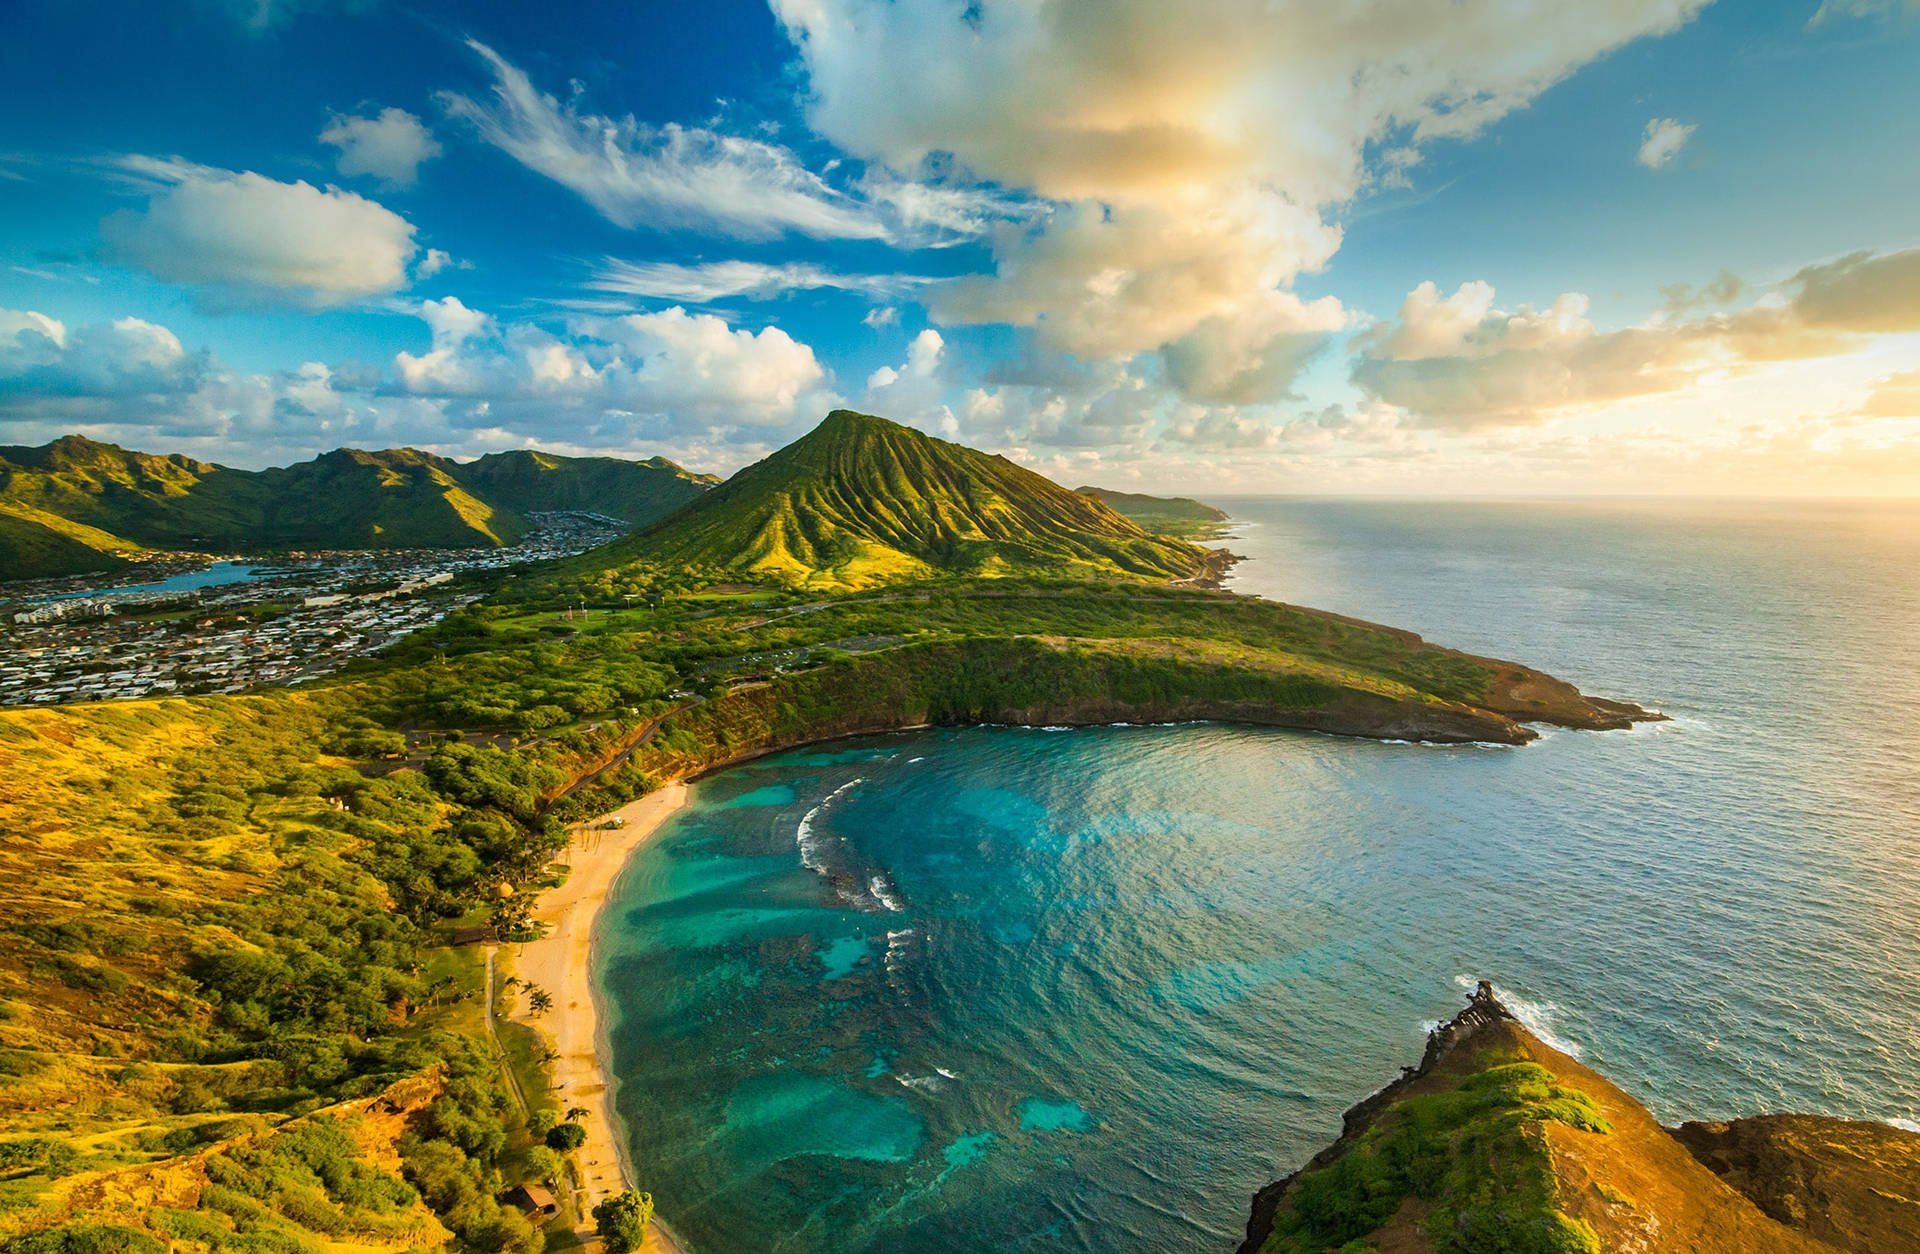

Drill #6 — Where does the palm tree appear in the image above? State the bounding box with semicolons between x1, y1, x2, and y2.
528;986;554;1015
566;1106;590;1123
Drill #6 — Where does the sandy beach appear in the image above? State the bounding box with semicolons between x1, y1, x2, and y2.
505;782;690;1254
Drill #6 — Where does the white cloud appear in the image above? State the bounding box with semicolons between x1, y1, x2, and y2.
0;299;841;464
589;257;926;303
439;41;883;241
863;329;950;430
929;192;1344;368
1636;117;1696;170
857;170;1041;246
1159;289;1348;405
1351;253;1920;429
0;308;199;400
1808;0;1919;27
415;248;459;279
774;0;1711;363
320;107;442;188
392;298;838;433
863;306;900;329
101;157;418;308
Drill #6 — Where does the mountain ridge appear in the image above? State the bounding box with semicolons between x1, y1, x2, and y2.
1074;484;1232;539
0;435;715;579
614;409;1225;589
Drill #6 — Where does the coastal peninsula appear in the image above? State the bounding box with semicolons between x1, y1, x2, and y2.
1;411;1665;1251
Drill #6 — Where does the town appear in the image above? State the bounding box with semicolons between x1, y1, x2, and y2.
0;512;626;707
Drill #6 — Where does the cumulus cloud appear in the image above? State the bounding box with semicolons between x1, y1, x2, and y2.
1160;290;1348;405
439;41;883;241
929;192;1343;367
320;107;442;188
863;306;900;329
959;354;1174;450
1636;117;1696;169
1353;250;1920;429
415;248;459;279
0;295;846;465
101;157;418;308
862;328;955;431
589;257;927;303
773;0;1711;367
0;308;201;401
391;298;837;433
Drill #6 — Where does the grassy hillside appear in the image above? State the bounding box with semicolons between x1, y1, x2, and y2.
454;449;716;526
257;447;526;550
1240;984;1916;1254
0;437;716;578
611;410;1222;589
0;506;136;580
0;420;1679;1250
1076;485;1232;540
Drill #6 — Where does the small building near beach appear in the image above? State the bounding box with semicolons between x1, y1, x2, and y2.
500;1183;558;1218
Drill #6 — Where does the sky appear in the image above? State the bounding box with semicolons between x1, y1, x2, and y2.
1;0;1917;495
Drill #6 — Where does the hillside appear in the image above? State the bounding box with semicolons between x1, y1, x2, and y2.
1239;982;1919;1254
455;448;716;526
617;410;1224;589
0;436;715;578
1076;484;1232;539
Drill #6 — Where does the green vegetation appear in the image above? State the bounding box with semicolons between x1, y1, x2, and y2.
592;1190;653;1253
453;449;716;525
596;410;1220;589
1261;1062;1609;1254
1075;485;1233;540
0;410;1648;1249
0;435;715;578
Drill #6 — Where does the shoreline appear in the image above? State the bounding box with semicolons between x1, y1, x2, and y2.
498;691;1662;1250
506;781;691;1254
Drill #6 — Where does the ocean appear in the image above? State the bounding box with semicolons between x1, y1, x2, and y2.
594;497;1920;1253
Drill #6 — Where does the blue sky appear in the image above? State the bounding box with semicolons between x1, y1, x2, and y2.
2;0;1917;494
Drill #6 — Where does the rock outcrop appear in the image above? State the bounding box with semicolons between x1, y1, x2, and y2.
1238;982;1920;1253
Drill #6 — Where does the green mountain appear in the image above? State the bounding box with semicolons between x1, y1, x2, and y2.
454;448;716;525
1242;983;1917;1254
0;436;712;579
620;410;1224;589
1075;485;1232;539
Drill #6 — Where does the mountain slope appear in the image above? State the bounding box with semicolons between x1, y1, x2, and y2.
0;436;714;578
1240;983;1917;1254
1075;485;1231;539
624;410;1223;588
252;446;524;549
452;448;716;526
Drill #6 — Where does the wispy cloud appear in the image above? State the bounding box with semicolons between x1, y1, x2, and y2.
588;257;929;303
438;40;885;241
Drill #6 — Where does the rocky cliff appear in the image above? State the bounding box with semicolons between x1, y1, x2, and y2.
1238;982;1920;1253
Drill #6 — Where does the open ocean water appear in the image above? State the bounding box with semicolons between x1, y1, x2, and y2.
594;497;1920;1253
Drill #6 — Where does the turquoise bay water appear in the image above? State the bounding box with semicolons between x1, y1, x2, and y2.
598;498;1920;1253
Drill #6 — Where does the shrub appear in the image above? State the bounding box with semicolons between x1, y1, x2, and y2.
592;1191;654;1253
544;1122;587;1152
0;1226;165;1254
